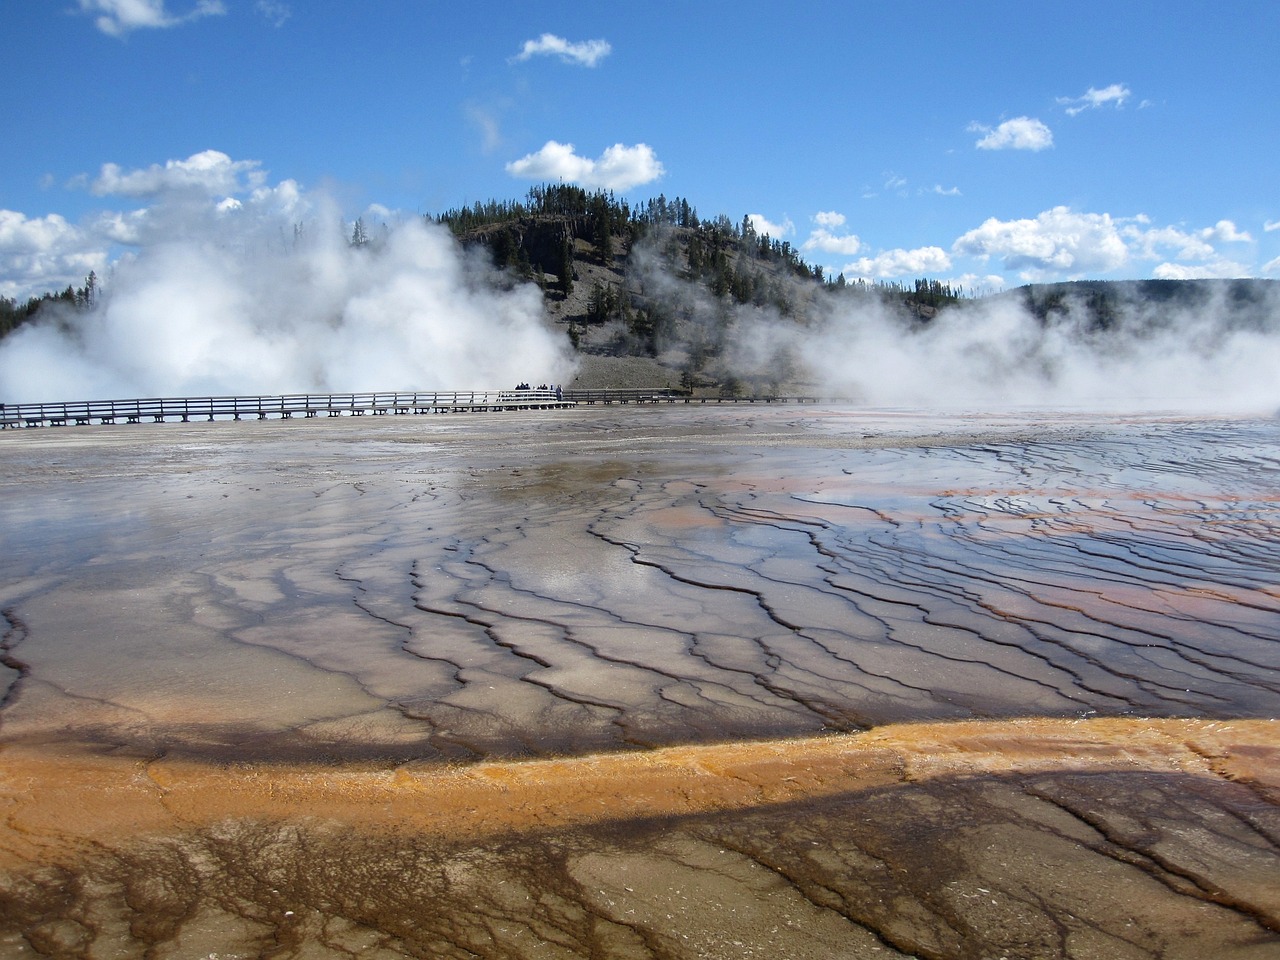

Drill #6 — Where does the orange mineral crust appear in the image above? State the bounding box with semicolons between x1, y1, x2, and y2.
1;718;1275;861
2;718;1278;959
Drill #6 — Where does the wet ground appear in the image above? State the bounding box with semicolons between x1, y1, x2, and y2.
1;405;1278;958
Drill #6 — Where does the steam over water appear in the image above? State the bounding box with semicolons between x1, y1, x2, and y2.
0;211;578;402
2;406;1279;957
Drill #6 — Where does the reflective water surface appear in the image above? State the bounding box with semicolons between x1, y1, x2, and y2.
1;406;1278;958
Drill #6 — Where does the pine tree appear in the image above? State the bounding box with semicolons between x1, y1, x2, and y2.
557;234;574;297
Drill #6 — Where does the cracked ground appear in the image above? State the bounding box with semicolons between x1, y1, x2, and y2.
1;406;1278;958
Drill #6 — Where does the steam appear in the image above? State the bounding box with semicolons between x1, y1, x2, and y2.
627;231;1280;413
751;286;1280;412
798;293;1280;414
0;186;576;403
4;172;1278;414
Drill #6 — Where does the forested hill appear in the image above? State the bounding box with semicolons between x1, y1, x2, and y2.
433;184;964;391
435;186;1277;392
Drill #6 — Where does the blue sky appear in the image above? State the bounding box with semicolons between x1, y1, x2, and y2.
3;0;1279;301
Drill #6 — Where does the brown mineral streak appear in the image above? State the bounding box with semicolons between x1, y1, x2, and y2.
3;717;1274;870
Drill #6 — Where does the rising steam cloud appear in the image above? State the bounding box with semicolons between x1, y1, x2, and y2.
628;232;1280;413
0;184;576;403
793;290;1280;412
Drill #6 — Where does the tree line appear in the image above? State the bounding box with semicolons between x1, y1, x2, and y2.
0;272;98;339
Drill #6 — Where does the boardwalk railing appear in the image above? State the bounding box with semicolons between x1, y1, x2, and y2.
0;389;572;429
1;388;834;429
563;388;821;405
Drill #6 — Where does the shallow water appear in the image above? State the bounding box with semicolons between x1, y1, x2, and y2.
1;406;1278;957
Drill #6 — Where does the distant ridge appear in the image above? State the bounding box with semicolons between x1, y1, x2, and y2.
1009;278;1280;333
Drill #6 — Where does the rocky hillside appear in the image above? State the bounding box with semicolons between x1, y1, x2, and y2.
441;186;961;395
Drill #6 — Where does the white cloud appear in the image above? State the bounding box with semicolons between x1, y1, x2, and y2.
747;214;794;239
505;141;664;191
953;206;1128;278
844;246;952;279
88;208;151;246
513;33;611;67
0;211;78;254
1265;219;1280;232
78;0;226;37
0;210;106;300
802;228;861;256
0;153;307;299
1124;224;1215;262
1207;219;1252;243
465;102;503;153
958;209;1257;282
1152;259;1249;280
89;150;267;199
1124;218;1253;264
255;1;290;27
813;211;845;228
928;184;962;197
945;273;1007;296
1057;83;1132;116
1262;255;1280;275
971;117;1053;152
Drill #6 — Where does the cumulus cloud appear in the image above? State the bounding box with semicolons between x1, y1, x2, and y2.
3;153;314;301
801;212;860;256
953;206;1128;279
1125;224;1216;262
512;33;611;67
1208;220;1252;243
1123;218;1253;271
802;229;862;256
747;214;794;239
947;273;1008;296
505;141;663;191
1265;219;1280;232
89;150;267;199
843;246;952;280
78;0;226;36
1057;83;1132;116
0;211;106;301
1152;260;1249;280
970;117;1054;151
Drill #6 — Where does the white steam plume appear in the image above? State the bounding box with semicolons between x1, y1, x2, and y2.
780;288;1280;412
628;231;1279;413
0;188;576;403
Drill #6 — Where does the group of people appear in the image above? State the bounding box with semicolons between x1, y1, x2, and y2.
513;382;564;400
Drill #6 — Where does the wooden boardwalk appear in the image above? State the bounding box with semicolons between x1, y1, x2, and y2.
0;389;572;429
1;388;827;429
563;389;821;405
